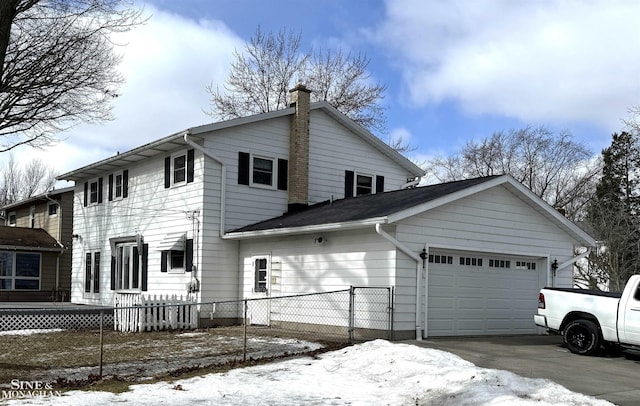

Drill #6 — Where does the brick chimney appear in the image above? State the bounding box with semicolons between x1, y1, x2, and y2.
288;84;311;213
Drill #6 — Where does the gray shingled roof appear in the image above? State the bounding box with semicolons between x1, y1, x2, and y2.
231;176;500;233
0;226;64;250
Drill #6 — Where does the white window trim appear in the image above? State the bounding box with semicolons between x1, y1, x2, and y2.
251;254;271;293
171;150;188;188
84;251;101;296
249;154;277;190
167;250;186;274
354;172;374;196
88;177;100;206
115;242;141;292
113;170;124;200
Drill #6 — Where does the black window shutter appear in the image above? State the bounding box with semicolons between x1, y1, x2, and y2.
94;252;100;293
123;170;129;198
110;256;116;290
164;156;171;188
238;152;250;185
141;243;148;291
376;175;385;193
161;251;167;273
277;158;288;191
187;149;195;183
108;174;113;201
185;238;193;272
98;177;103;203
84;182;88;207
345;170;354;198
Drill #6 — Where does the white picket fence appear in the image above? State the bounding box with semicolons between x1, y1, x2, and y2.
114;294;198;332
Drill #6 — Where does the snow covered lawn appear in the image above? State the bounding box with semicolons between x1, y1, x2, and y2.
3;339;612;405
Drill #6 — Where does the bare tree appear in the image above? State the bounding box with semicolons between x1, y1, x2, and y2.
207;27;388;135
0;0;144;152
425;126;600;221
0;153;57;206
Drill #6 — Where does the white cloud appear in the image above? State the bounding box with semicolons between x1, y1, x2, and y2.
5;3;241;176
377;0;640;131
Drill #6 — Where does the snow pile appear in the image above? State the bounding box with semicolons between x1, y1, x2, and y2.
2;339;612;405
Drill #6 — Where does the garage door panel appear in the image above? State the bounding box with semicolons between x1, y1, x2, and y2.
427;250;542;336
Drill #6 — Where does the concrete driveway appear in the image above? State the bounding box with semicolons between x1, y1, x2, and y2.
406;335;640;406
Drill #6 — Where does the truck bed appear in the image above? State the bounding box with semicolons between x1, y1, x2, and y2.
543;287;622;299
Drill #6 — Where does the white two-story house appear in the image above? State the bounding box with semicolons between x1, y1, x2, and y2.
59;85;422;307
59;85;595;339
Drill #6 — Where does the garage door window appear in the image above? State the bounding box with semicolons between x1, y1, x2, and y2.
429;255;452;264
515;261;536;270
460;256;483;266
489;259;510;268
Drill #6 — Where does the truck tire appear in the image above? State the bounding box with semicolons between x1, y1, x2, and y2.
563;319;601;355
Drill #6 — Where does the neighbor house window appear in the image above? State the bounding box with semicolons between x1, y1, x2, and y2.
115;243;140;291
356;174;373;196
85;251;100;294
48;202;59;217
115;172;123;198
7;212;16;226
108;170;129;201
173;153;187;184
0;251;41;290
29;206;35;228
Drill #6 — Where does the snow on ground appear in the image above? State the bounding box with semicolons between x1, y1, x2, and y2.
2;339;612;405
0;329;64;336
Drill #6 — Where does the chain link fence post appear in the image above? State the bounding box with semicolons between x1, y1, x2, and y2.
99;310;104;378
243;299;248;362
348;286;355;344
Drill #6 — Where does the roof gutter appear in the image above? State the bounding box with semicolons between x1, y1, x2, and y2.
183;130;227;239
224;217;388;240
0;245;64;252
375;223;423;341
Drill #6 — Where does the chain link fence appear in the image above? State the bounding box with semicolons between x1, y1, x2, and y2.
0;287;392;390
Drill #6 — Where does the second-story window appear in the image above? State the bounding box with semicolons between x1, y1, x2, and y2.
164;149;194;189
108;170;128;201
84;177;103;206
237;152;288;191
29;206;35;228
344;171;385;198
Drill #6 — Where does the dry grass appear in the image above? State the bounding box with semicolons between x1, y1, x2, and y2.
0;326;346;392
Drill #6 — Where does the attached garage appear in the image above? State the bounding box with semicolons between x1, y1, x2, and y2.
427;250;545;336
228;175;597;340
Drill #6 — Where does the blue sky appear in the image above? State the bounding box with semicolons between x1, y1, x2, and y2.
6;0;640;181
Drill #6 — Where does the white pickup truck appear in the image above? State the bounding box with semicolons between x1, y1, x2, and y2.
534;274;640;355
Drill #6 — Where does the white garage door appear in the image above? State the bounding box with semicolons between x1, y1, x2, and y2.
427;250;544;336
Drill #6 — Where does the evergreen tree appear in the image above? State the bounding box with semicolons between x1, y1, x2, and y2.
585;131;640;291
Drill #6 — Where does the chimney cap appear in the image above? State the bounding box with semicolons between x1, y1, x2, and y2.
289;83;311;93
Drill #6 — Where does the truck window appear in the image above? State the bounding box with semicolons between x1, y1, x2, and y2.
634;285;640;301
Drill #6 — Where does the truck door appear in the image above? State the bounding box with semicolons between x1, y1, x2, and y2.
619;282;640;345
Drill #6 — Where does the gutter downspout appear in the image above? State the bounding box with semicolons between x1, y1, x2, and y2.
183;131;227;239
45;193;65;295
375;223;423;341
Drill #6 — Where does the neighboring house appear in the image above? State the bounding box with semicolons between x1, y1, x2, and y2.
57;85;595;338
0;227;66;302
1;187;73;301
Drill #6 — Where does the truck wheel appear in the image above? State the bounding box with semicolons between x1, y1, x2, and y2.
563;319;601;355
